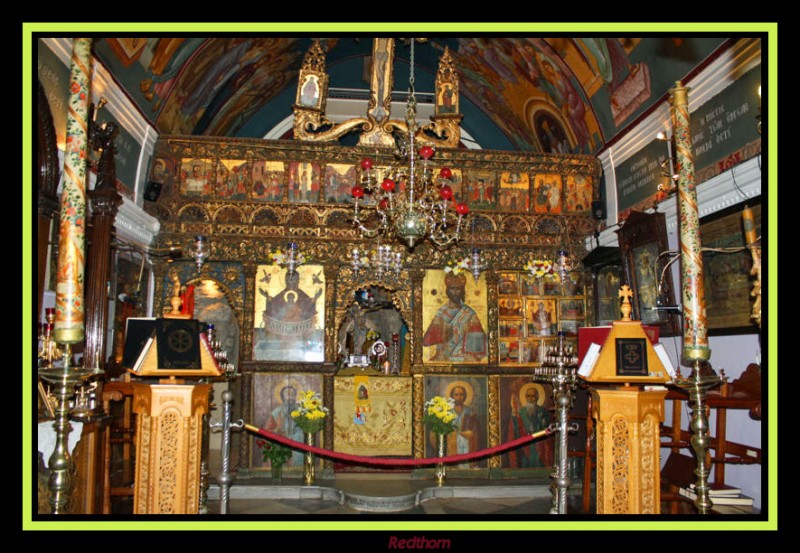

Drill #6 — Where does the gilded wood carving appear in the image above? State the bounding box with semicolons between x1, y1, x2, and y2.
143;114;600;473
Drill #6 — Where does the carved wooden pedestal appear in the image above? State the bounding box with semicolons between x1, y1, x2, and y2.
592;387;667;514
132;383;211;514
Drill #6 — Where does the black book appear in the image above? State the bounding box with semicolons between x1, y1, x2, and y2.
155;318;202;370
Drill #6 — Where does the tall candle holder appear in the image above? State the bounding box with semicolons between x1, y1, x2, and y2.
533;331;579;514
669;81;719;515
37;346;99;514
671;363;720;514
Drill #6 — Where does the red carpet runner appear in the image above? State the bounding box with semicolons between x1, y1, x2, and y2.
244;423;551;467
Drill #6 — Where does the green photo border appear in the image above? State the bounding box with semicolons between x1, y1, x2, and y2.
23;22;777;533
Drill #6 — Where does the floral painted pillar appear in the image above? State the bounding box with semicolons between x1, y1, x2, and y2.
669;81;710;362
53;38;93;345
670;81;719;516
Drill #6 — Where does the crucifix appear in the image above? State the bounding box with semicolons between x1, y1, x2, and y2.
618;284;634;321
292;38;462;148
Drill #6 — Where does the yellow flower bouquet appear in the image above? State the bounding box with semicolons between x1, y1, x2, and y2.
291;390;329;434
444;255;471;276
424;396;457;436
525;258;555;279
270;245;307;267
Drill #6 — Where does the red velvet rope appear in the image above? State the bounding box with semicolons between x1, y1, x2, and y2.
245;423;552;467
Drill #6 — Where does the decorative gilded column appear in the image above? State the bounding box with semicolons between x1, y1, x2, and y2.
487;375;501;469
410;269;425;366
669;81;710;362
53;38;92;345
84;121;122;370
485;270;500;366
323;265;340;363
322;372;335;474
412;374;424;460
241;262;259;361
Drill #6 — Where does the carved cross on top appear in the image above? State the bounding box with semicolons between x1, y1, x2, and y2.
619;284;633;321
292;38;462;148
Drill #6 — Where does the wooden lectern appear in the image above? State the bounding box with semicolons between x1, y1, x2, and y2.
129;318;222;514
580;286;671;514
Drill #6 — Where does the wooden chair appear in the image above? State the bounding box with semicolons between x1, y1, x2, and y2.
659;364;762;513
102;380;135;514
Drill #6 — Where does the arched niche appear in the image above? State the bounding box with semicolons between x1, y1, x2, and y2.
524;99;578;154
334;275;413;371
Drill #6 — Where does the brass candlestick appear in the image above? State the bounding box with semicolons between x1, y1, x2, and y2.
38;345;97;514
303;432;316;485
672;362;720;514
435;433;447;486
533;332;579;514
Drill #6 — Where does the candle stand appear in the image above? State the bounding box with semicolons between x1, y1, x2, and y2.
533;332;579;514
38;345;101;514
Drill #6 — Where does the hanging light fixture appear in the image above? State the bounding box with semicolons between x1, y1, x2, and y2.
469;247;485;283
350;244;404;280
556;248;573;285
270;241;306;277
350;247;368;278
192;235;210;272
756;85;761;134
373;244;404;279
655;131;678;200
284;242;300;277
466;219;485;283
556;221;575;291
352;39;469;250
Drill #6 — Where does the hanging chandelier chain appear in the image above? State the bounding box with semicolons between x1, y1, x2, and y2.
351;37;470;251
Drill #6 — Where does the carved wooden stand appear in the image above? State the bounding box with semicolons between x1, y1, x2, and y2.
132;382;211;514
592;388;666;514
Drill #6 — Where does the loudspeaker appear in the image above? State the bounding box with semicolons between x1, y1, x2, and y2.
144;180;162;202
592;200;606;221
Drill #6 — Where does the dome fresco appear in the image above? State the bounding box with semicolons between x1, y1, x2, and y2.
93;37;727;153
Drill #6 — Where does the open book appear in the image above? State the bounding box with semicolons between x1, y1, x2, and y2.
577;342;601;377
689;483;742;496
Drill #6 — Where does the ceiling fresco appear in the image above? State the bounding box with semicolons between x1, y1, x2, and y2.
93;37;728;153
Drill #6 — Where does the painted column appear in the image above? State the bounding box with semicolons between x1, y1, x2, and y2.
53;38;93;345
669;81;710;362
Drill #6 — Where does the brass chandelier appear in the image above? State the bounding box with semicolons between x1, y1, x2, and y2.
351;39;469;250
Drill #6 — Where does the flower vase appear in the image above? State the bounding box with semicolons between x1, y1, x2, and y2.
534;277;546;295
435;433;447;486
303;432;315;485
270;462;283;483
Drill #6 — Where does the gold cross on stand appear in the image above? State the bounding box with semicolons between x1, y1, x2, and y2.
618;284;633;321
